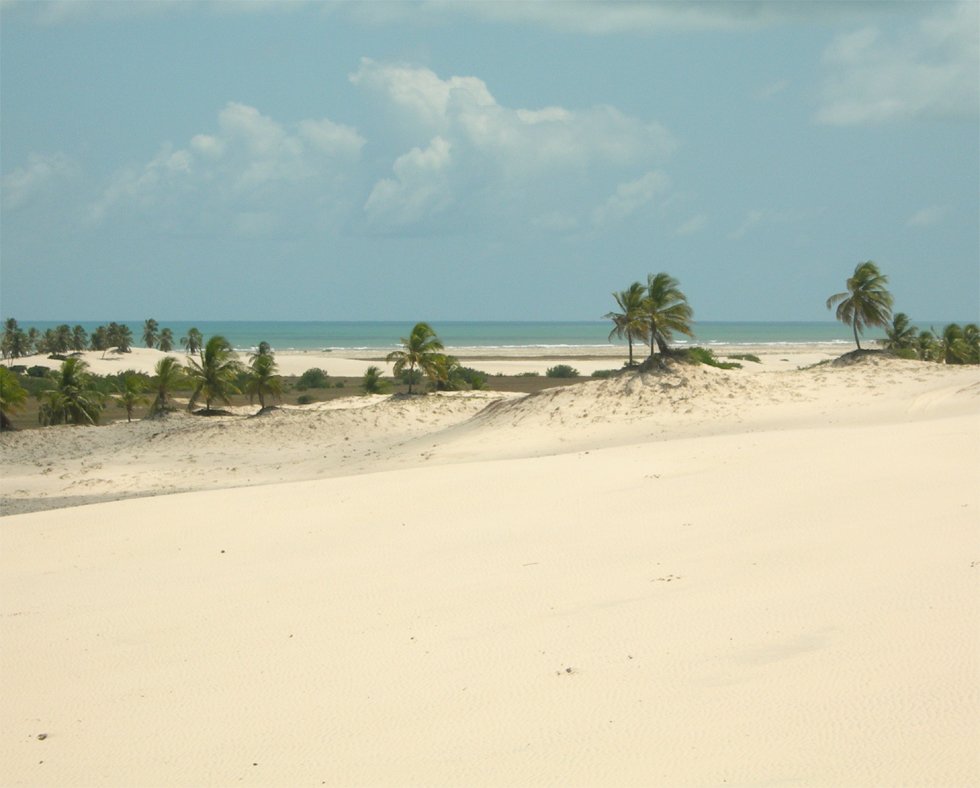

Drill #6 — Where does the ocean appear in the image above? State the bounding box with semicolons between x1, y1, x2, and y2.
12;320;896;352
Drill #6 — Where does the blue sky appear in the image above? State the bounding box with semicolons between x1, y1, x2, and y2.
1;0;977;323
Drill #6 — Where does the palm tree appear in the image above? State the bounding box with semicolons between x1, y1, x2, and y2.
883;312;918;352
643;272;694;357
243;351;282;412
826;261;894;350
38;357;104;426
605;281;647;367
90;325;109;354
181;327;203;355
148;355;185;416
158;327;175;352
386;322;445;395
71;325;88;352
143;318;159;348
1;319;29;360
0;365;28;430
186;335;241;413
962;323;980;364
362;365;390;394
914;329;940;362
116;374;149;422
937;323;976;364
106;322;133;354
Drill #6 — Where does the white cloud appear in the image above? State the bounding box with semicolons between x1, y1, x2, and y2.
729;209;767;240
351;59;675;231
351;58;674;172
89;102;364;230
363;136;454;228
676;214;707;236
344;1;905;35
907;205;948;227
591;171;670;227
1;152;77;210
816;1;979;125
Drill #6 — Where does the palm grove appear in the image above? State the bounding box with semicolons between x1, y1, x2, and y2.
1;263;978;429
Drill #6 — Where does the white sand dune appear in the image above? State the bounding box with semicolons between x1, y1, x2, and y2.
2;356;978;786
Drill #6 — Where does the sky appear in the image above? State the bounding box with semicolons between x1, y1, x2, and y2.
1;0;977;323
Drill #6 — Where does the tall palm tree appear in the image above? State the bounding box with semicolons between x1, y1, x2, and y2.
116;374;149;422
643;272;694;357
386;322;444;395
38;357;104;426
883;312;918;352
243;351;282;412
186;335;241;413
1;319;29;360
605;281;647;367
181;327;203;355
157;327;175;352
0;365;28;430
826;261;894;350
106;322;133;353
143;318;159;348
937;323;975;364
149;355;185;416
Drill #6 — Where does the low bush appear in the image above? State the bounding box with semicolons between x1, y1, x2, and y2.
26;365;49;378
545;364;579;378
682;347;741;370
296;367;329;390
591;369;619;379
727;353;761;364
296;394;316;405
516;371;540;377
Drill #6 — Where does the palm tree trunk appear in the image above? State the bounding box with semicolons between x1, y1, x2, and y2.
627;335;634;366
853;319;861;350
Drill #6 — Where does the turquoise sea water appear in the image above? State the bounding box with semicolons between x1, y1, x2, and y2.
13;320;897;352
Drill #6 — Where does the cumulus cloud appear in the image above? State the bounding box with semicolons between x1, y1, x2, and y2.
907;205;948;227
89;102;364;231
363;136;454;228
676;214;708;236
591;171;670;227
816;1;979;125
345;1;903;35
1;152;78;210
351;58;675;231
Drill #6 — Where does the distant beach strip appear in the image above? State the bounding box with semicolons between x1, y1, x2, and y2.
10;320;919;353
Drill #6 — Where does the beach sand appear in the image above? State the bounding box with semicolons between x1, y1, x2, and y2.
1;351;978;785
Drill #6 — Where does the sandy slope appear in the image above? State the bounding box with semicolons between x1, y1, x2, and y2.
1;358;978;786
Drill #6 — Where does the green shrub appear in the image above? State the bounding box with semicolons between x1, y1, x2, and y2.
451;366;488;390
892;347;918;360
27;365;49;378
546;364;579;378
334;380;345;388
682;347;741;370
296;367;329;390
399;368;423;386
296;394;316;405
591;369;619;379
516;371;540;377
727;353;761;364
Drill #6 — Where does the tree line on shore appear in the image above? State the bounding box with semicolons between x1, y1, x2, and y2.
0;318;211;360
605;263;978;366
1;262;977;430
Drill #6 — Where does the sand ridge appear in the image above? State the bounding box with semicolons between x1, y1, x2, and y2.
1;355;978;786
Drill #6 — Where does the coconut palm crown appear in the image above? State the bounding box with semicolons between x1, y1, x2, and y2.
644;272;694;356
605;281;648;367
149;355;185;416
826;261;894;350
186;335;242;413
244;351;282;412
386;322;444;395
